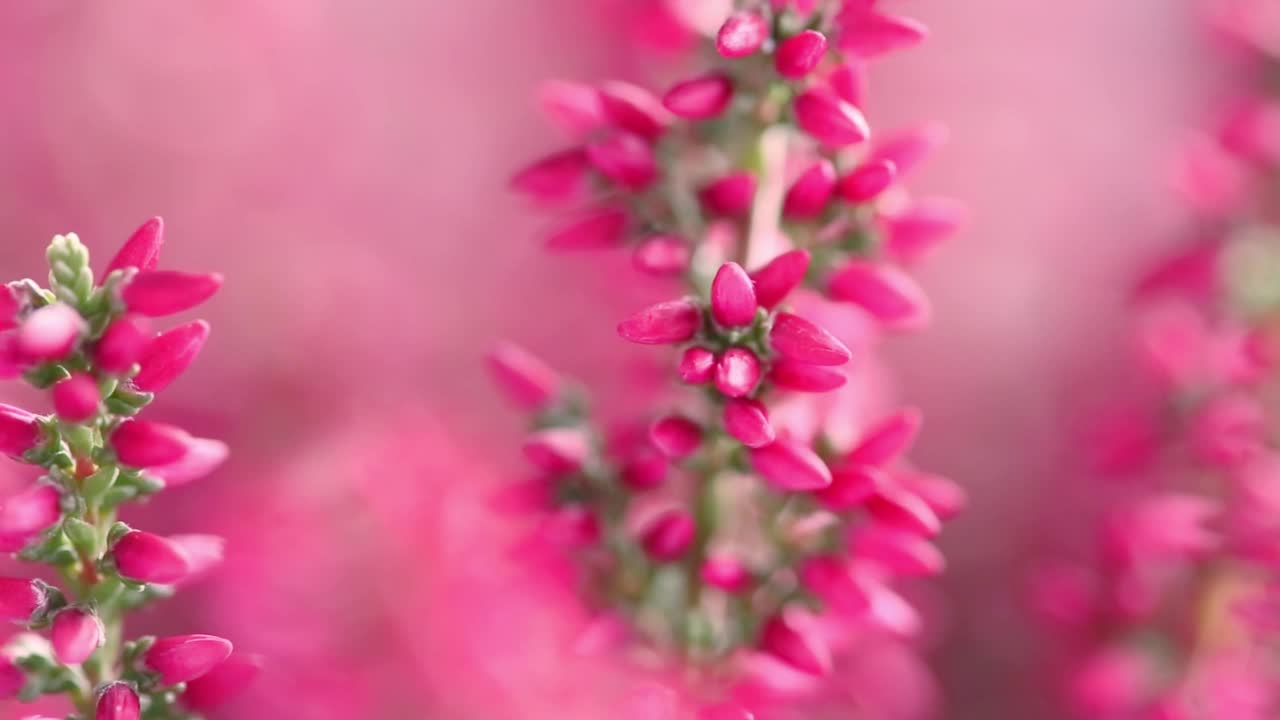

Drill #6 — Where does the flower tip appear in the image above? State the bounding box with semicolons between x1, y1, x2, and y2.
487;342;561;410
775;30;828;79
716;11;769;58
95;682;140;720
617;299;701;345
143;634;233;686
711;262;758;328
111;530;191;585
105;216;165;275
51;608;105;665
769;312;852;366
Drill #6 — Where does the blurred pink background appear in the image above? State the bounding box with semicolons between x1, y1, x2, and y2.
0;1;1230;718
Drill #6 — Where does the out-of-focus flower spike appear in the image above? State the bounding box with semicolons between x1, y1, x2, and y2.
794;89;870;148
143;634;233;686
649;415;703;458
882;198;966;264
52;373;101;423
181;653;263;711
701;554;753;593
837;9;929;58
51;608;104;664
633;235;690;276
800;555;872;614
510;148;590;203
711;262;758;328
838;160;897;203
133;320;210;392
95;682;140;720
775;30;828;79
867;485;942;537
0;578;46;623
828;60;867;107
597;81;671;140
750;439;833;491
94;315;152;374
104;217;164;275
618;299;702;345
145;437;228;488
17;303;84;361
110;420;190;468
640;509;695;562
769;359;847;392
849;526;945;576
724;398;775;448
544;206;630;251
487;342;562;411
717;11;769;58
715;347;762;397
828;260;932;330
894;470;966;520
663;73;734;120
750;249;811;309
587;132;658;190
783;160;837;219
815;464;884;510
699;172;758;218
111;530;191;584
847;408;923;466
522;428;589;474
121;271;223;318
759;611;832;676
678;346;717;384
0;405;42;459
769;312;852;366
538;80;605;135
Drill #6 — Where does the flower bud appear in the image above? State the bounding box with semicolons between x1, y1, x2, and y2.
828;59;866;106
769;312;852;366
769;360;847;392
586;132;658;191
711;262;758;328
93;315;152;374
794;89;869;147
111;420;190;468
181;653;263;711
783;160;837;219
663;73;734;120
750;439;832;491
17;303;84;361
678;346;717;384
51;608;104;664
0;405;41;459
867;123;948;178
52;373;101;422
882;198;966;264
849;526;945;576
0;578;46;623
649;415;702;459
828;260;931;330
544;206;629;251
716;11;768;58
699;172;757;218
95;682;140;720
800;555;871;615
621;449;667;491
133;320;210;392
837;160;897;202
815;464;884;510
715;348;762;398
633;235;690;276
723;398;774;448
759;611;831;676
640;510;695;562
618;299;701;345
121;271;223;317
522;428;589;474
487;343;562;411
597;81;670;140
895;470;966;520
775;30;828;78
104;217;165;275
848;408;922;466
510;148;590;204
867;486;942;537
0;485;60;549
143;634;233;686
750;249;811;309
111;530;191;584
701;554;752;593
145;437;228;488
837;9;928;58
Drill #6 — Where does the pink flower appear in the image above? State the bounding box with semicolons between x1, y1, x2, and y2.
759;611;832;676
678;346;717;384
793;89;870;147
867;485;942;537
633;235;691;276
836;9;929;58
621;449;668;491
847;408;923;466
815;464;884;511
715;348;762;398
510;148;590;204
0;484;61;549
699;172;758;218
663;73;734;120
488;342;562;411
110;420;191;468
51;608;104;664
716;12;769;58
800;555;872;614
782;160;837;219
775;30;828;79
103;216;165;275
52;373;101;422
849;526;945;576
111;530;192;584
769;359;847;393
640;510;695;562
143;634;233;686
649;416;703;458
0;578;46;623
598;81;671;140
95;682;140;720
0;286;17;333
837;160;897;202
522;428;589;474
545;206;630;251
0;405;42;459
618;299;702;345
828;260;931;330
750;250;811;310
144;437;229;488
867;123;949;178
749;439;833;491
723;398;775;448
769;312;852;366
701;554;753;593
181;653;263;711
711;262;759;328
16;303;84;361
132;320;210;392
93;315;152;374
121;271;223;317
587;132;659;190
881;198;966;264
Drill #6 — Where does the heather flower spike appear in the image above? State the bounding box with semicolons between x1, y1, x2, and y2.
504;4;958;709
0;222;251;717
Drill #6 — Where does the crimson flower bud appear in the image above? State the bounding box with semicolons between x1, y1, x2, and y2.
510;148;590;204
487;343;561;411
633;235;690;276
775;30;828;78
769;312;852;366
649;415;702;459
0;405;41;459
0;578;46;623
711;262;758;328
867;485;942;537
837;10;928;59
621;448;667;491
769;360;847;393
750;249;811;310
723;398;774;448
749;439;832;491
618;299;701;345
837;160;897;202
133;320;210;392
816;464;884;511
783;160;837;219
663;73;734;120
640;510;695;562
545;206;630;251
522;428;589;474
715;348;762;398
104;217;164;275
586;132;658;191
716;11;768;58
111;420;191;467
121;271;222;318
699;172;757;218
827;260;931;330
52;373;101;423
701;554;752;593
678;346;717;384
17;303;84;362
181;653;263;711
799;555;872;615
143;634;233;686
95;682;140;720
794;89;869;148
93;315;152;374
759;611;831;676
51;607;104;664
848;408;923;466
597;81;670;140
111;530;191;584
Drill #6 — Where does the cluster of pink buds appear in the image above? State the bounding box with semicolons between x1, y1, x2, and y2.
1035;8;1280;718
0;220;257;719
502;1;962;713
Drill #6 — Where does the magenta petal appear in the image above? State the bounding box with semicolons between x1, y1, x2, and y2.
649;415;703;459
663;73;734;120
783;160;837;219
52;374;101;422
716;11;769;58
618;299;701;345
714;348;762;398
775;30;828;79
847;408;923;465
793;89;869;148
121;271;223;318
111;420;190;468
769;360;847;393
133;320;210;392
145;437;228;488
510;148;590;204
487;342;562;411
597;81;670;140
94;315;152;374
112;530;191;584
544;207;630;251
769;312;852;366
17;303;85;362
0;577;45;622
143;634;233;686
750;439;832;491
678;346;717;384
181;653;263;711
723;398;774;448
759;612;832;676
827;260;931;330
104;217;165;275
837;160;897;203
711;262;758;328
95;682;140;720
699;172;757;218
586;132;658;190
750;250;811;309
640;509;695;562
0;404;42;459
51;608;105;664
